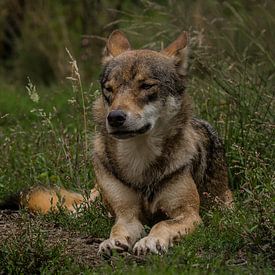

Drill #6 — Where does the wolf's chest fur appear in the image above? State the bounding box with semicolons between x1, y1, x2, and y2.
111;123;202;192
115;132;162;183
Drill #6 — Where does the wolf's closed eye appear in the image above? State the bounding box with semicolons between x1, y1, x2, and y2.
102;86;112;104
140;83;156;90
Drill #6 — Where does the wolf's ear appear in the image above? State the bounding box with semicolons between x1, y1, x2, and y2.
102;30;131;64
162;31;189;76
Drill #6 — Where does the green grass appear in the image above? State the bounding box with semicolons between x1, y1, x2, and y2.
0;0;274;274
0;212;95;274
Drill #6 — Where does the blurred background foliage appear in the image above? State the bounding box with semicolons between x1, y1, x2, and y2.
0;0;274;85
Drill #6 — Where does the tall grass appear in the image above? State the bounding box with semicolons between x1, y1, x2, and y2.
0;0;274;273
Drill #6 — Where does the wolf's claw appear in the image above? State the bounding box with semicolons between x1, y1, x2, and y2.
98;238;130;257
133;236;168;256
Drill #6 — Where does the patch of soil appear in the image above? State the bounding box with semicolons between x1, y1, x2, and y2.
0;210;103;267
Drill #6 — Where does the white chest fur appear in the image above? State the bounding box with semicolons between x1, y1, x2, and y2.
116;133;163;185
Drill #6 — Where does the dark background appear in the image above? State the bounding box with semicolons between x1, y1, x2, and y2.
0;0;274;85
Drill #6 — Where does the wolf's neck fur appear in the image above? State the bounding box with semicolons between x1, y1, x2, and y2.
116;124;164;181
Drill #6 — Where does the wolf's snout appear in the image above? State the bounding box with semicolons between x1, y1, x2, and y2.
107;110;127;127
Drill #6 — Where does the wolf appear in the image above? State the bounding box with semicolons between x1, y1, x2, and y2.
92;30;233;256
0;30;233;256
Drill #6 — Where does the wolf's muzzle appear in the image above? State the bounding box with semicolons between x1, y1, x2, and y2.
107;110;127;128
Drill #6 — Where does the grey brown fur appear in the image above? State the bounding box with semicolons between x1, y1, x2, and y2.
92;30;233;256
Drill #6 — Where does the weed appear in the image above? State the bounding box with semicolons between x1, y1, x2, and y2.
0;214;76;274
0;0;274;273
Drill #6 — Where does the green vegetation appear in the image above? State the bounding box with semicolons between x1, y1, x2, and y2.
0;0;274;274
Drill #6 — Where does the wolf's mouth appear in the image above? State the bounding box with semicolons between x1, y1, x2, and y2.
110;123;151;139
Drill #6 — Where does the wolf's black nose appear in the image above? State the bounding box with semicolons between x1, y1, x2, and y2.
107;110;126;127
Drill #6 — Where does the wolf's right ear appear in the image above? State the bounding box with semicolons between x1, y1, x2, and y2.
102;30;131;64
161;31;189;76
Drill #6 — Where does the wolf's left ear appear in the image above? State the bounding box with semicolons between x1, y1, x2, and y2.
162;31;189;76
103;30;131;64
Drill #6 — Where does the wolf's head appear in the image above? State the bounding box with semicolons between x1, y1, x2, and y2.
99;30;189;140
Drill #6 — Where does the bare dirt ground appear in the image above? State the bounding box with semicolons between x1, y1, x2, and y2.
0;210;103;267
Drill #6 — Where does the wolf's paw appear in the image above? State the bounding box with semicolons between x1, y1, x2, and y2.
98;237;130;257
133;236;169;256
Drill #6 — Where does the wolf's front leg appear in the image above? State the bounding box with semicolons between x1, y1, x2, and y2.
133;209;201;255
99;215;144;256
133;172;201;255
93;158;144;256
